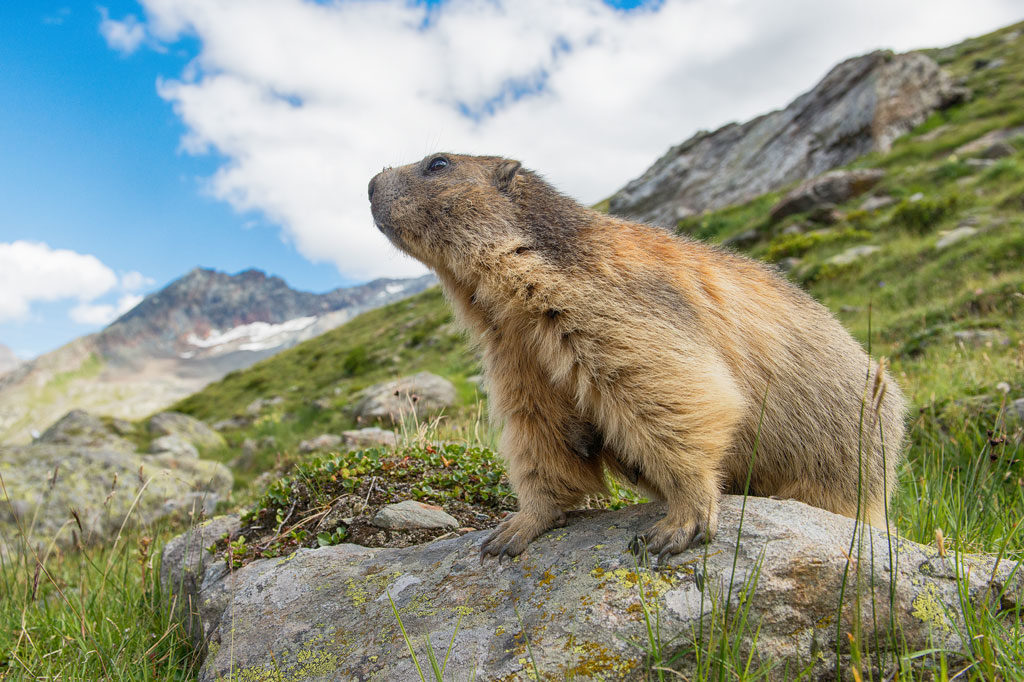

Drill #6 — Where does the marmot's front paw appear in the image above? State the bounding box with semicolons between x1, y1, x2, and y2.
480;510;565;563
628;511;717;563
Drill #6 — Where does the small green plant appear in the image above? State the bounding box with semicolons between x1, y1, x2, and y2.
890;193;966;234
342;344;372;376
764;228;872;261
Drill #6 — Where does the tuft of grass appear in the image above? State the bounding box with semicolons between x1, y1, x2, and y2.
0;489;202;680
890;193;967;234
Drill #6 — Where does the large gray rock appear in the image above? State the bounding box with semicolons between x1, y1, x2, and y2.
159;515;241;644
609;51;964;227
148;411;225;451
36;409;136;452
0;441;232;559
161;497;1020;681
353;372;457;424
770;169;885;222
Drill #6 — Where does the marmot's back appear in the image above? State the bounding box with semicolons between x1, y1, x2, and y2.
613;223;906;515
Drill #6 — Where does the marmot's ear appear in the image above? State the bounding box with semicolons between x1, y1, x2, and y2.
494;159;521;192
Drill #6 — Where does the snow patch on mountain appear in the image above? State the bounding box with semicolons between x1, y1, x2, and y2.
184;316;318;357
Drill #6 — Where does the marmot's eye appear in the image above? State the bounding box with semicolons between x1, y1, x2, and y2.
427;157;449;172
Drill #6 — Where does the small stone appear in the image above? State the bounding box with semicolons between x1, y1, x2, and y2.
371;500;458;530
860;195;896;212
245;396;284;416
341;427;397;449
311;397;333;410
298;434;343;454
827;245;881;266
935;226;977;250
212;416;251;431
909;192;925;202
952;330;1009;347
780;223;805;236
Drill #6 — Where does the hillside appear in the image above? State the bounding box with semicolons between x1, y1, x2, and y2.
0;267;434;443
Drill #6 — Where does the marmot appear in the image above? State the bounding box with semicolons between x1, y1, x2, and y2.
368;153;906;561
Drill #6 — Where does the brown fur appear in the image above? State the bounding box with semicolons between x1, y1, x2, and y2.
368;153;906;560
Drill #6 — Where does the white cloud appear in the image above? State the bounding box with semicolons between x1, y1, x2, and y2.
99;7;147;55
124;0;1022;280
0;241;118;322
120;270;155;291
69;294;144;326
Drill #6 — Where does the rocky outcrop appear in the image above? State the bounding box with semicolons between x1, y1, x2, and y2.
353;372;457;424
161;497;1020;681
609;51;966;227
36;409;136;452
2;410;231;559
770;169;885;222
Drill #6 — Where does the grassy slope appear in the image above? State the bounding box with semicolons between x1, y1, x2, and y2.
5;21;1024;680
676;23;1024;556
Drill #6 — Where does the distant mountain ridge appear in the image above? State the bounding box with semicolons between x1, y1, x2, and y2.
0;344;19;377
95;267;434;364
0;268;435;443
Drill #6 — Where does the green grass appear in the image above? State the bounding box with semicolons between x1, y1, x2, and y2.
0;514;200;680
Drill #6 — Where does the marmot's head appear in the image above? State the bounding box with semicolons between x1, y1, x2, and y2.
369;153;587;274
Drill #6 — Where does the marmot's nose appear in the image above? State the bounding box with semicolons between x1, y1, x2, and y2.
368;175;378;202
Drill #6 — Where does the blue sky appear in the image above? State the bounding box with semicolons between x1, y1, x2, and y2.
0;2;344;358
1;0;1020;359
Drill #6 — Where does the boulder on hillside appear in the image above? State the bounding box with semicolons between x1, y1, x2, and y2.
353;372;457;424
609;50;963;227
0;441;231;559
770;169;885;222
160;496;1021;681
298;433;343;453
149;434;200;459
954;126;1024;157
342;427;397;449
36;409;136;453
148;411;225;451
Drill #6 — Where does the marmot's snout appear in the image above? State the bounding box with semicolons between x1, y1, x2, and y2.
368;168;399;236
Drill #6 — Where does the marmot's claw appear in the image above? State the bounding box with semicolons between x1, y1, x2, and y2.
636;513;717;562
479;512;553;563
